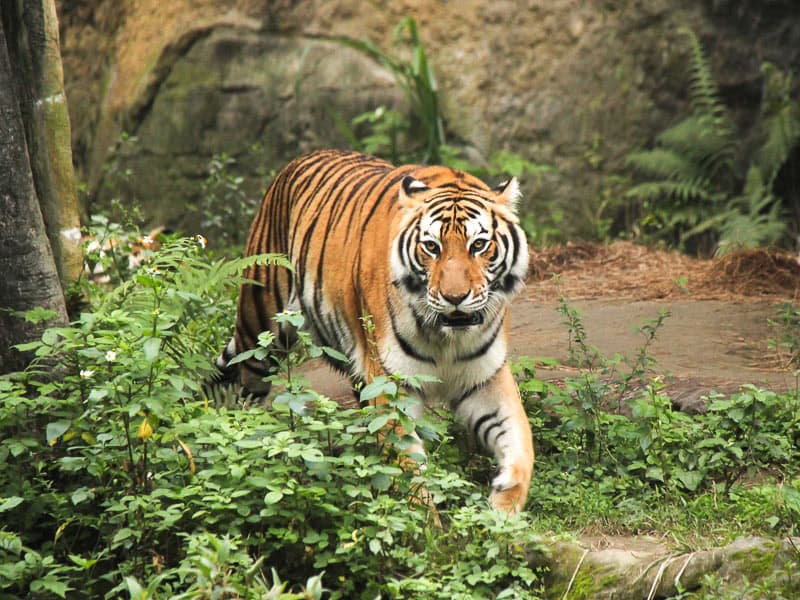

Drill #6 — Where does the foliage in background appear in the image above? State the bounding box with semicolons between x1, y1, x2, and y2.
335;17;445;164
624;28;800;255
769;300;800;375
2;229;800;597
190;152;263;253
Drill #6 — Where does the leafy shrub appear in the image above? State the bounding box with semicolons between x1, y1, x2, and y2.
518;297;800;538
190;153;264;253
335;17;445;164
0;230;546;599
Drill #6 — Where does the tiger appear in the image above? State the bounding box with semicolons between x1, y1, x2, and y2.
215;149;534;513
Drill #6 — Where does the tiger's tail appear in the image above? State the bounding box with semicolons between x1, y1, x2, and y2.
211;337;240;385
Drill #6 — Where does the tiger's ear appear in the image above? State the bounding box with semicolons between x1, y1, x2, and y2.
398;176;430;210
494;177;521;211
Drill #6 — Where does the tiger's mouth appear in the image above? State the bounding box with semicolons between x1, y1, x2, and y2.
438;310;484;328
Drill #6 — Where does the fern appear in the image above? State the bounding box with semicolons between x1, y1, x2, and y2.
756;64;800;186
715;165;786;255
681;28;728;123
626;180;716;204
624;28;798;254
655;115;735;180
625;148;709;183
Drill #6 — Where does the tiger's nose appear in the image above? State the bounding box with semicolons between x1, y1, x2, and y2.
442;291;469;306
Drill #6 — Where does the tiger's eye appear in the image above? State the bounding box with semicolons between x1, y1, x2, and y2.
422;240;440;256
470;239;488;254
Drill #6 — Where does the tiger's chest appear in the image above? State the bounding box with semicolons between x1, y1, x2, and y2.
377;304;508;406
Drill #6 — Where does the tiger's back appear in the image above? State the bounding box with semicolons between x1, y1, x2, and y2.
229;150;415;390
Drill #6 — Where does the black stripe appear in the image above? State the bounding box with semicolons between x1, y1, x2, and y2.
241;359;270;376
473;410;498;440
450;363;504;410
482;418;508;447
457;316;503;361
388;302;436;364
451;382;482;411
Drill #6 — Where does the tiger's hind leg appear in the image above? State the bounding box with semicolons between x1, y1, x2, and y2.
213;307;303;399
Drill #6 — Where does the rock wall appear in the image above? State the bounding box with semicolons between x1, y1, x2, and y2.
56;0;800;235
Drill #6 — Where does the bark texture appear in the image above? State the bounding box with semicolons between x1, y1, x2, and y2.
0;6;69;374
2;0;82;288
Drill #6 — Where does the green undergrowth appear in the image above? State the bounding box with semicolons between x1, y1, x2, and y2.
519;299;800;548
1;232;799;598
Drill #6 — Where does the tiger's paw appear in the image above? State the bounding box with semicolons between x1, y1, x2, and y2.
489;465;531;514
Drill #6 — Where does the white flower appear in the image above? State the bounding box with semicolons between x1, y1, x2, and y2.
79;369;95;379
105;350;117;362
141;235;155;247
195;234;207;249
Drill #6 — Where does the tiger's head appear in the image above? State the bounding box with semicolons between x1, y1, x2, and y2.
390;169;529;332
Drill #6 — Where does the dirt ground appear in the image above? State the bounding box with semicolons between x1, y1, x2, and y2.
300;242;800;407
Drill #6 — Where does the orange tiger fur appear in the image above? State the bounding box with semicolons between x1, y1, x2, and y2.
216;149;534;513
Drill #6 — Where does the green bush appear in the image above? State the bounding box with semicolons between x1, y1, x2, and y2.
518;298;800;539
0;232;545;599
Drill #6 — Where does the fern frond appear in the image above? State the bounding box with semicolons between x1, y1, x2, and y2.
716;210;785;255
680;28;728;121
625;148;706;182
756;66;800;185
714;167;786;255
625;179;715;204
656;115;735;178
680;209;734;240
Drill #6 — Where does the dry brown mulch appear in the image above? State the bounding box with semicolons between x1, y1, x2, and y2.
526;242;800;302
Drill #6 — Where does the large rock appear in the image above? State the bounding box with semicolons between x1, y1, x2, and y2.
112;26;401;228
56;0;800;234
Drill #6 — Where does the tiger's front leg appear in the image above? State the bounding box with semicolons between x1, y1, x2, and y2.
454;365;534;514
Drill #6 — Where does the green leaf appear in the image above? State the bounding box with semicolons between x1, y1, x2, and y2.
675;469;703;492
369;538;382;555
370;472;392;491
226;347;259;366
264;491;284;505
88;388;108;402
301;448;324;462
46;421;70;444
68;554;99;570
13;340;42;352
0;496;23;513
143;337;160;362
646;466;665;482
360;378;397;402
321;346;349;363
367;412;394;434
112;528;134;545
31;578;69;599
125;576;146;600
71;488;94;505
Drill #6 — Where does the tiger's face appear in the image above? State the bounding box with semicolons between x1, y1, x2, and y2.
391;173;529;332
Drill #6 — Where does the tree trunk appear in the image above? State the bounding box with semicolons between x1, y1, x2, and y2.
1;0;82;289
0;8;69;374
